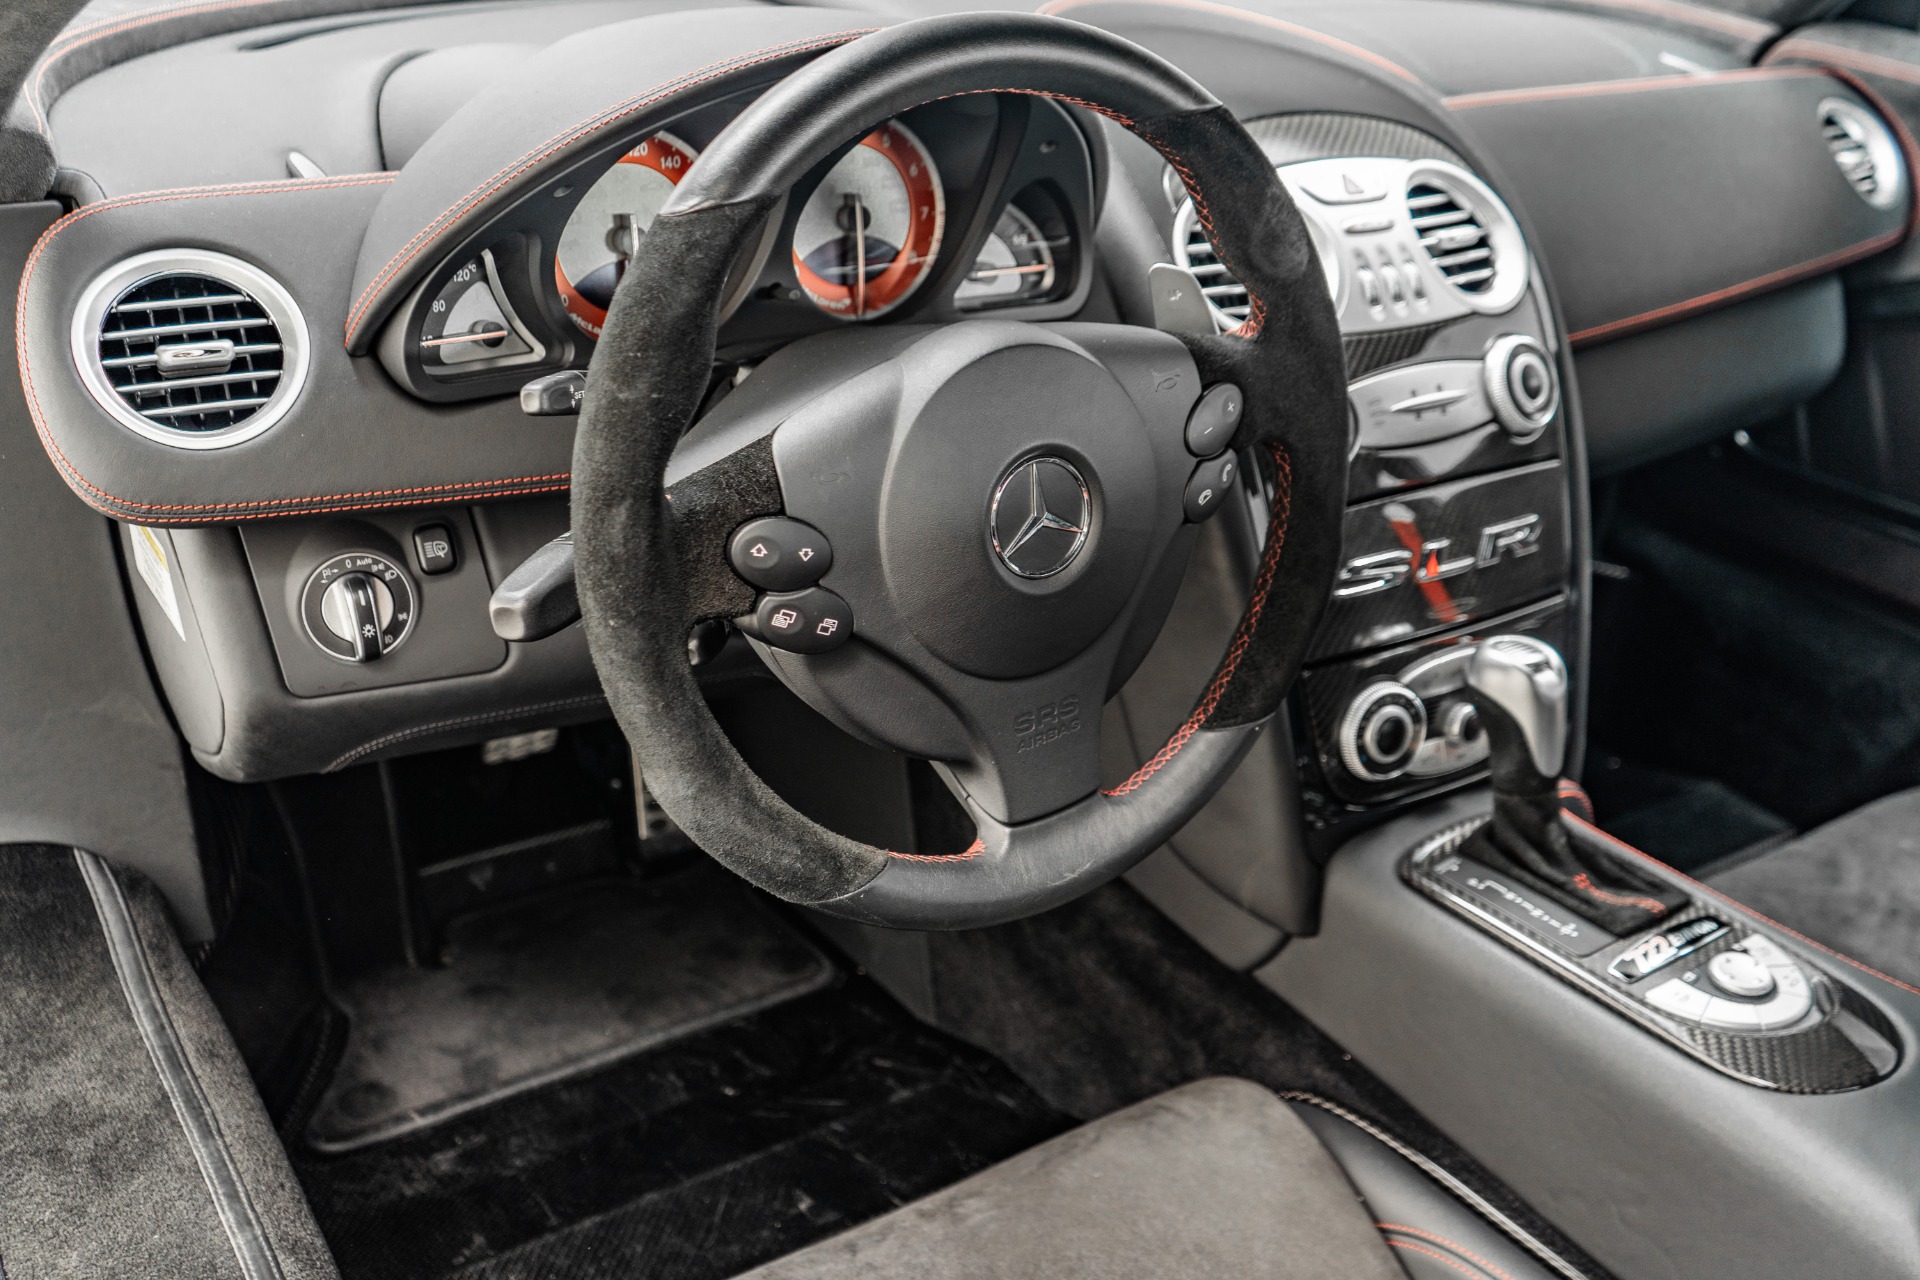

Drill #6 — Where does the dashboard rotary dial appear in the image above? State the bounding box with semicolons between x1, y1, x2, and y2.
792;121;945;320
555;132;699;337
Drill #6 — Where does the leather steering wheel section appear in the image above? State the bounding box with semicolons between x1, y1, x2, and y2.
573;12;1349;929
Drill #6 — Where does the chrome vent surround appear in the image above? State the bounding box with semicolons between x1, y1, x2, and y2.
72;250;308;450
1407;182;1493;294
1402;163;1528;313
1819;97;1906;211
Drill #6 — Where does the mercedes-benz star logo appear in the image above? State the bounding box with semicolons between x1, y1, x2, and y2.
990;457;1091;579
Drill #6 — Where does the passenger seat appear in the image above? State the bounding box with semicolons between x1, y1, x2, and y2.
1708;789;1920;992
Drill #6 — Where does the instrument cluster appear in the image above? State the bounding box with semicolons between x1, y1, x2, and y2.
379;94;1100;402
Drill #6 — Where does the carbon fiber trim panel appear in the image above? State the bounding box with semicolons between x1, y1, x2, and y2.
1243;113;1467;168
1404;820;1901;1093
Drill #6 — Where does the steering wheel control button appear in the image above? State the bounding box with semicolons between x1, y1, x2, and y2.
729;518;833;592
412;524;457;575
1483;334;1560;442
990;457;1092;578
1184;383;1243;457
1607;917;1728;983
1707;949;1777;1000
301;552;416;663
754;588;852;654
1338;681;1428;781
1183;453;1238;522
1348;360;1495;451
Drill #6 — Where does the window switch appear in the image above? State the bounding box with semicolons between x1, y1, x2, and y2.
413;524;457;575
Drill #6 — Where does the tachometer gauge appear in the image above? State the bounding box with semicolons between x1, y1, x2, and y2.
955;204;1057;309
420;252;534;368
555;132;698;336
792;121;944;320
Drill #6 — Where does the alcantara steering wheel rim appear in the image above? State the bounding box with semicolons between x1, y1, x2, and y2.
573;11;1350;929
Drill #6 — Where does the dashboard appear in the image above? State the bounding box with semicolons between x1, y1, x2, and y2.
11;0;1914;822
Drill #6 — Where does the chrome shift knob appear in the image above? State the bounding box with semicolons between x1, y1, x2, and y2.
1466;635;1568;780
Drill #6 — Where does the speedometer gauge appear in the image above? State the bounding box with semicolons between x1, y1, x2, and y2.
555;132;697;337
792;122;944;320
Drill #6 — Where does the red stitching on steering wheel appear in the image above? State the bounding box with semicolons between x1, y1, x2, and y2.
1106;443;1292;797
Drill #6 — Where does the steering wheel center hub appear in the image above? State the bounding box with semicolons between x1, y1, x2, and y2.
875;333;1159;678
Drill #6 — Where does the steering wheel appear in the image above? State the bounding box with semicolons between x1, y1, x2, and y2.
574;12;1348;930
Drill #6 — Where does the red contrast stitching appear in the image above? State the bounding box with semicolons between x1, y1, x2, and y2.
1566;229;1905;347
1570;872;1668;915
1566;811;1920;999
1378;1224;1520;1280
1038;0;1422;86
1556;780;1595;824
1442;65;1819;111
1526;0;1773;41
3;175;596;526
1386;1239;1497;1280
1105;443;1292;797
1766;38;1920;87
887;839;986;863
342;29;875;346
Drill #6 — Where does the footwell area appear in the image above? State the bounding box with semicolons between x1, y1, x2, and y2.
294;977;1069;1280
306;867;833;1152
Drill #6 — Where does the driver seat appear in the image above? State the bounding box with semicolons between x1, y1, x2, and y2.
734;1077;1565;1280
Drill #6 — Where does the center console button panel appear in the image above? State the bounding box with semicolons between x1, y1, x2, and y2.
1405;819;1903;1091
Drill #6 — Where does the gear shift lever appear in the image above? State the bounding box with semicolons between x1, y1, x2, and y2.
1462;635;1683;934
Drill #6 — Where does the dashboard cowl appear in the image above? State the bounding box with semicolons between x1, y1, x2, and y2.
342;8;877;356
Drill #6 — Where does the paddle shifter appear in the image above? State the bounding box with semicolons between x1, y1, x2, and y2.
1463;636;1684;934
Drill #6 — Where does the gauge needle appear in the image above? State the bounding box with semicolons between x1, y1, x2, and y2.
842;191;867;318
967;263;1052;281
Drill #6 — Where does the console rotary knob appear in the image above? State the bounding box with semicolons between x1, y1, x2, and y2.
1483;334;1559;442
1339;681;1429;782
302;552;417;663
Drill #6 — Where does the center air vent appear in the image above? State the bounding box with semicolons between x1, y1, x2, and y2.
1820;97;1905;211
1402;162;1529;315
72;250;308;450
1407;182;1493;294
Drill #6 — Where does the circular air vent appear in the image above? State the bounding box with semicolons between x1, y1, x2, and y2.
1403;161;1528;315
71;249;308;450
1171;198;1340;331
1819;97;1906;211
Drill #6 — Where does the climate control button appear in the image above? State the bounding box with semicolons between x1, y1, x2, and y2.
1483;334;1559;441
1338;681;1428;781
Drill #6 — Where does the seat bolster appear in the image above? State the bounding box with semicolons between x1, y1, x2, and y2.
735;1076;1407;1280
1290;1099;1570;1280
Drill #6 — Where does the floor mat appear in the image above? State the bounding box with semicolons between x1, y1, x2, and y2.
1581;754;1794;874
305;865;834;1152
294;978;1070;1280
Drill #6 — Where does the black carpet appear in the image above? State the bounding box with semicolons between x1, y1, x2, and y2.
306;866;832;1152
294;976;1071;1280
1581;755;1794;874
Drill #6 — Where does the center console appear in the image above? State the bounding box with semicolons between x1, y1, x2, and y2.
1154;117;1582;847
